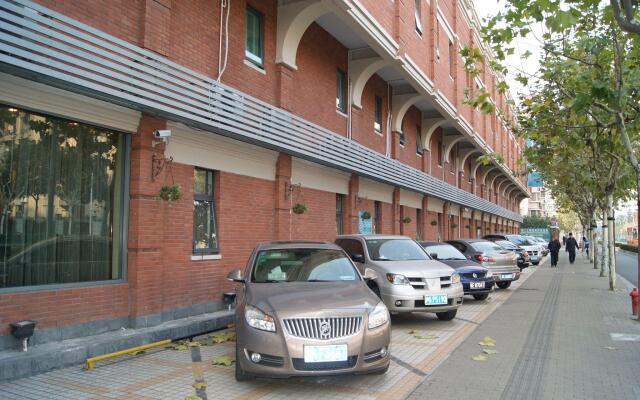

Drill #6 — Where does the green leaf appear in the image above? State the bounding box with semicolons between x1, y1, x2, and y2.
472;354;489;361
478;337;497;347
212;355;235;366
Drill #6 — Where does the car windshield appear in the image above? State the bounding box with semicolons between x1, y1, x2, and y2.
495;240;518;250
507;235;530;246
423;244;466;260
471;241;502;253
251;249;360;282
365;239;429;261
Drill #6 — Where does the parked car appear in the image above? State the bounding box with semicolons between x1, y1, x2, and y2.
446;239;520;289
483;234;542;266
486;238;530;270
335;235;464;321
228;241;391;380
419;241;495;301
530;236;549;256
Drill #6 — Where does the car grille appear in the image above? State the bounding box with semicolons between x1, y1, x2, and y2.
460;271;487;279
407;276;452;289
292;356;358;371
531;250;538;255
283;317;362;340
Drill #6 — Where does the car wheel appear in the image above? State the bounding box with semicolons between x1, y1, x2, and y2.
473;293;489;301
368;282;382;299
235;345;254;382
496;281;511;289
435;309;457;321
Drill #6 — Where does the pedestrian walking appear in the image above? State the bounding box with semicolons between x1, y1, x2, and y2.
562;235;566;247
548;235;561;267
582;236;590;257
566;232;579;264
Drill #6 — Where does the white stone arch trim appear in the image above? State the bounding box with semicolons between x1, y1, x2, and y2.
503;183;518;197
420;118;447;150
457;148;482;171
391;94;424;133
470;159;485;181
443;135;467;163
276;0;330;70
496;178;512;196
351;57;389;109
480;166;499;185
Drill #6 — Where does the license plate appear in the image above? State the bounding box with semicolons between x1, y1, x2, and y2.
500;273;513;280
304;345;348;363
425;294;448;305
470;282;485;289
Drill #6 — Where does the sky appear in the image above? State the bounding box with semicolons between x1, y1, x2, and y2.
473;1;543;103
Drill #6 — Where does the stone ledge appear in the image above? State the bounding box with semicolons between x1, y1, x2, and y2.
0;309;234;382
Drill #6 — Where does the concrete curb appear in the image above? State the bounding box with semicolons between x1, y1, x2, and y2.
0;309;234;382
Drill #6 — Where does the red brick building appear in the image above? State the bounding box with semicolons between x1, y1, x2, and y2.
0;0;527;350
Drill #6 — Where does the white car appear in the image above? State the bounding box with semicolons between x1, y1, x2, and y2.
484;234;543;266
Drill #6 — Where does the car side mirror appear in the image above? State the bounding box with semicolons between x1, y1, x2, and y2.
363;268;377;281
351;253;365;263
429;253;438;260
226;269;245;283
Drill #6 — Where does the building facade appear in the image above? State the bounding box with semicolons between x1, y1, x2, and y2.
0;0;527;349
527;186;556;218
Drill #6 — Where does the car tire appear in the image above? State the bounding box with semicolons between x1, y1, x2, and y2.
235;346;254;382
435;309;457;321
496;281;511;289
473;293;489;301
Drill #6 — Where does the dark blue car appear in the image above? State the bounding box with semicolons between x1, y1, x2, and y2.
419;241;495;300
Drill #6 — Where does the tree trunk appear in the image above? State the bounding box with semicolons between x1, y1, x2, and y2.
593;215;599;271
600;210;608;277
637;180;640;318
607;195;616;290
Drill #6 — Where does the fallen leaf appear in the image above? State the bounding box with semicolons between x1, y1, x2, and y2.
131;350;146;356
407;330;417;334
414;334;439;340
212;355;235;366
209;330;236;344
167;341;189;351
472;354;488;361
478;337;497;347
184;396;202;400
186;341;201;347
482;349;498;355
192;382;207;390
227;323;236;329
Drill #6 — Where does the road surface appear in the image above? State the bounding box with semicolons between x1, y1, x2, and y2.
616;250;639;287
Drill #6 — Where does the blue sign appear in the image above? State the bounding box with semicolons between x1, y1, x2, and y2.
527;171;543;187
358;210;373;234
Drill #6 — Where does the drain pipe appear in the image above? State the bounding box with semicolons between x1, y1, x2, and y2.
347;49;353;139
217;0;231;81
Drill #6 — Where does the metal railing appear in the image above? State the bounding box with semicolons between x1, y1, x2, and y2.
0;0;522;222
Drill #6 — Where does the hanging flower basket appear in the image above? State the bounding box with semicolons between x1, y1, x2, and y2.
158;185;182;202
361;210;372;220
402;217;412;224
430;220;438;226
292;203;308;215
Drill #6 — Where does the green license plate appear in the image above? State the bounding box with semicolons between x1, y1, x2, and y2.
425;294;448;305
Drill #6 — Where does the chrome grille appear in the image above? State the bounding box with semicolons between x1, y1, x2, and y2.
283;317;362;340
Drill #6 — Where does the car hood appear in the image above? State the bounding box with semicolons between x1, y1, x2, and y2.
366;259;455;277
434;259;482;271
246;282;379;316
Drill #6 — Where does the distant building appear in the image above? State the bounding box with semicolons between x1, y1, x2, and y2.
527;186;556;218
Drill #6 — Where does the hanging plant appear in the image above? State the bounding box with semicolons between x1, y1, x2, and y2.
430;220;438;226
402;216;412;224
361;210;372;220
158;185;182;203
292;203;308;215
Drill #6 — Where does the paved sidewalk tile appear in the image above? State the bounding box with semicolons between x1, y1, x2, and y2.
407;252;640;400
0;263;542;400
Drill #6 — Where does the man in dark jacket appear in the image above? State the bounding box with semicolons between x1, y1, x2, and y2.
548;235;561;267
565;233;579;264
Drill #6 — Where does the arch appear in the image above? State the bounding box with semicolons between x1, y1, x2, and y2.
420;118;447;150
496;178;512;196
470;158;485;181
488;173;506;193
391;94;425;133
443;135;467;163
503;183;517;197
351;57;389;109
480;166;499;185
458;148;483;171
276;0;330;70
505;184;519;199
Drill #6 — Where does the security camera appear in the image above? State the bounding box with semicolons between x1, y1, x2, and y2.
153;129;171;138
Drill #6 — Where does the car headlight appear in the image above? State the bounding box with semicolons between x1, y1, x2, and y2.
245;305;276;332
368;302;389;329
386;273;411;285
451;272;460;284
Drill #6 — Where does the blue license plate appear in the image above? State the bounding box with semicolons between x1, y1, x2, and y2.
425;294;448;305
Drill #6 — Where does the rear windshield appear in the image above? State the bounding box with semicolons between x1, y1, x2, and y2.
470;241;502;253
365;239;429;261
422;244;466;260
252;249;360;283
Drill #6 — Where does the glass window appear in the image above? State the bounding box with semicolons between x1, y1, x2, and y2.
251;249;360;282
423;244;466;260
245;7;263;65
470;241;502;253
374;96;382;132
365;239;429;261
336;69;347;112
193;168;219;254
0;106;126;288
399;120;406;146
414;0;422;34
437;140;443;165
336;194;344;235
449;39;455;77
335;239;364;258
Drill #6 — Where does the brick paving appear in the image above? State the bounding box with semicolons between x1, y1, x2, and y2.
407;252;640;400
0;266;541;400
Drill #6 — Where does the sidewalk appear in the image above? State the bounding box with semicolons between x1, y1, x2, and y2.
407;252;640;400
